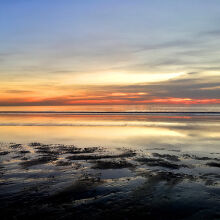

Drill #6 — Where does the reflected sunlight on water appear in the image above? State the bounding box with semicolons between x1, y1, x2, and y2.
0;113;220;153
1;110;220;220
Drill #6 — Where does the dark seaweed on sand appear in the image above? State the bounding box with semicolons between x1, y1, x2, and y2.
65;147;100;154
48;174;103;204
55;160;73;166
92;160;135;169
136;157;188;169
152;153;180;162
66;150;136;161
10;144;22;149
20;155;58;168
183;154;220;161
1;142;220;220
29;142;42;147
206;162;220;168
35;145;102;155
0;151;10;156
19;150;30;154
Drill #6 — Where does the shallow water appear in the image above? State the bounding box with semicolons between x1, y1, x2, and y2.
0;113;220;152
0;111;220;219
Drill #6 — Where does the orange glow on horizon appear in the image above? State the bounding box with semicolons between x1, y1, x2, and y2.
0;95;220;106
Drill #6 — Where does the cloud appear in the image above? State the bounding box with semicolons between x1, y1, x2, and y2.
1;1;220;107
201;29;220;37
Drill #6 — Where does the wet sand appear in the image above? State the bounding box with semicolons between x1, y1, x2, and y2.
0;142;219;220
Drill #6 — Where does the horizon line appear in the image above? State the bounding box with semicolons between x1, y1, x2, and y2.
1;111;220;115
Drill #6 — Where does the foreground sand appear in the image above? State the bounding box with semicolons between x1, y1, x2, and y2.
0;142;220;220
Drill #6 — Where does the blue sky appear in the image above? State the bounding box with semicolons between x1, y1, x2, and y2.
0;0;220;105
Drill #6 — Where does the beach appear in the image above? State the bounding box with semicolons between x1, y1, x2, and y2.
0;113;220;219
2;1;220;219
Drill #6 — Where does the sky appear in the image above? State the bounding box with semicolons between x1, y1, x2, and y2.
0;0;220;106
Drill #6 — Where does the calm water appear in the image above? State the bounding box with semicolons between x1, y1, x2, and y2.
0;107;220;153
0;105;220;219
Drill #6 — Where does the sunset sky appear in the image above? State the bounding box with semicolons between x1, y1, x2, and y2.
1;0;220;106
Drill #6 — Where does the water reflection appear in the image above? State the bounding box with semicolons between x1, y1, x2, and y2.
0;113;220;219
0;114;220;153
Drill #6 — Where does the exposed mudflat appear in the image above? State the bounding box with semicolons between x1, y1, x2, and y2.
0;142;220;220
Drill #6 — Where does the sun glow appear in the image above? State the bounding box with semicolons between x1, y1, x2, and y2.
64;72;186;85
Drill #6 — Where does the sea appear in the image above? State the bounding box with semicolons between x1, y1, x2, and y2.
0;104;220;151
0;104;220;219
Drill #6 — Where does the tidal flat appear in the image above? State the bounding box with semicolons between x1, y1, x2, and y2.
0;142;220;220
